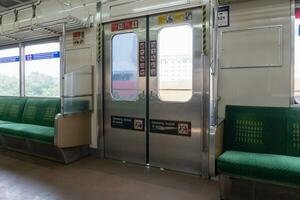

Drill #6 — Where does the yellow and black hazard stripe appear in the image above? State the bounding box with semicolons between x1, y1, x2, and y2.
202;5;207;55
97;23;102;64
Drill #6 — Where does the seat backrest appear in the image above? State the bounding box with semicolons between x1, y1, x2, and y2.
0;97;27;123
22;98;61;127
224;106;287;155
286;108;300;157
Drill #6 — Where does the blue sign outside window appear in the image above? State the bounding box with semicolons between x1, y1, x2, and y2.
25;51;60;61
0;56;20;64
0;51;60;64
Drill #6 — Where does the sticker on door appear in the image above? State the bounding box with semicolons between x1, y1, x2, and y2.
111;116;145;131
150;119;191;136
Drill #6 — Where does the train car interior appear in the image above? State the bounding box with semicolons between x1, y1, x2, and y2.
0;0;299;199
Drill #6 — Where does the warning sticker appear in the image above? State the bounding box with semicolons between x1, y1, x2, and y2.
73;31;85;46
218;6;230;27
111;20;139;32
111;116;145;132
139;42;146;77
158;11;192;25
150;119;191;137
150;40;157;77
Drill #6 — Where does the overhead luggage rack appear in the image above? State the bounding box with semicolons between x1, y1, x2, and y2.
0;15;88;46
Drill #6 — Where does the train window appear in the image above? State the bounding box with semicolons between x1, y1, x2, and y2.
24;42;60;97
158;25;193;102
0;47;20;96
295;8;300;104
111;33;138;101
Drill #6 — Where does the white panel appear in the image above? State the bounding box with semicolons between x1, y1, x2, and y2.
221;25;283;68
101;0;202;22
110;0;188;18
218;0;291;118
65;47;92;73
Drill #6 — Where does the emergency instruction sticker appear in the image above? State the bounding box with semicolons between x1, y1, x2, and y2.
150;119;191;137
111;116;145;132
158;11;192;25
218;6;230;27
139;42;146;77
150;40;157;76
111;20;139;32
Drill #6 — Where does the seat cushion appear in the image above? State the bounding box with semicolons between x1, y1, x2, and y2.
0;120;13;125
22;98;60;127
217;151;300;186
0;97;27;123
0;123;55;143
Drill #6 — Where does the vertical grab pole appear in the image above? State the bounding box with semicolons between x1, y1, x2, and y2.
60;22;66;115
209;0;219;177
96;2;105;159
201;1;210;178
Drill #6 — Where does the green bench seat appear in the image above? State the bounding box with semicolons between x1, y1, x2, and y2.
0;120;13;125
0;97;60;144
0;96;90;163
0;123;55;143
217;106;300;187
218;150;300;186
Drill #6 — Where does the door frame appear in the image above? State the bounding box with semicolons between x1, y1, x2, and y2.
97;0;218;177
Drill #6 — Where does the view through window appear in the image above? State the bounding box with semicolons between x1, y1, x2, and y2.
0;47;20;96
111;33;138;101
25;42;60;97
158;25;193;102
0;40;60;97
295;8;300;103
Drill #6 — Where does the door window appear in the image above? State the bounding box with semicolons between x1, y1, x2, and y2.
157;25;193;102
112;33;139;101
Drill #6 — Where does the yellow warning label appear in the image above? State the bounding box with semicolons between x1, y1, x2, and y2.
157;11;192;25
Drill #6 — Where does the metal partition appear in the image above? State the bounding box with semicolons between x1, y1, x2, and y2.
62;65;94;115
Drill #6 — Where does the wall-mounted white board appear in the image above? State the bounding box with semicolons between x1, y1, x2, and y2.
220;25;283;68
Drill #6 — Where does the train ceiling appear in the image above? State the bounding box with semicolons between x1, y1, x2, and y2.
0;0;37;12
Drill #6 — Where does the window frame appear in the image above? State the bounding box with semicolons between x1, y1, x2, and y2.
0;37;61;98
110;32;139;102
157;23;194;103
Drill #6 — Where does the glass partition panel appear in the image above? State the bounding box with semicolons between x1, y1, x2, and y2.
63;65;94;114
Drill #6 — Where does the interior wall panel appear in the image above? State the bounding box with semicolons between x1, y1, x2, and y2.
218;0;292;118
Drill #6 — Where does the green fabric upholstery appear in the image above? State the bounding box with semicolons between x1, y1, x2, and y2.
0;97;27;123
0;120;13;125
217;105;300;187
22;98;61;127
286;108;300;157
217;151;300;186
224;106;286;155
0;123;54;143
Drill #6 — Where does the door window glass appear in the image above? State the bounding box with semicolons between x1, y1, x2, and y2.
295;8;300;103
158;25;193;102
112;33;138;101
0;47;20;96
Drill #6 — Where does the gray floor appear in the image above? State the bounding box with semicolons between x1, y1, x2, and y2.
0;149;219;200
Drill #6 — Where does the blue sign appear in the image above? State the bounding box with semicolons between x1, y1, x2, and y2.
25;51;60;61
298;25;300;36
0;56;20;64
